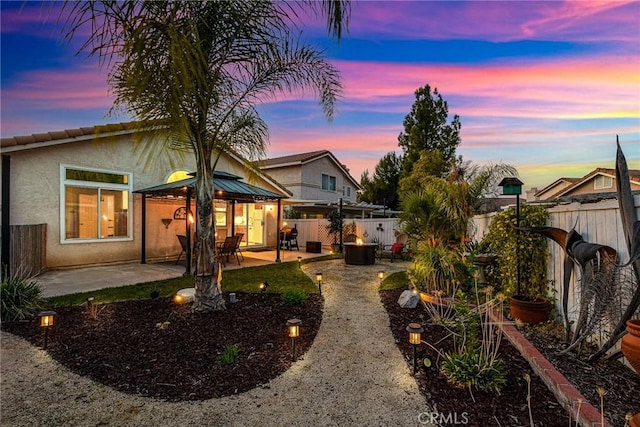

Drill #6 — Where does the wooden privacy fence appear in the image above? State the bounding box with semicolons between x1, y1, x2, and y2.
471;196;640;336
7;224;46;278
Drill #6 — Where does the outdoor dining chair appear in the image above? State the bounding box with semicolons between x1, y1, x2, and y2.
215;235;242;266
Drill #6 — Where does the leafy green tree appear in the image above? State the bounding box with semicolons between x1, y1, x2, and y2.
358;151;402;210
398;84;461;178
63;1;349;312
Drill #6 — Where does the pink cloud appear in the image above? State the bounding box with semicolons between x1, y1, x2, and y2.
348;1;639;43
2;65;113;111
332;54;639;120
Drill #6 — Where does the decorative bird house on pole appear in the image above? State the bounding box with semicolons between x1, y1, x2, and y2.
497;177;523;196
498;177;524;295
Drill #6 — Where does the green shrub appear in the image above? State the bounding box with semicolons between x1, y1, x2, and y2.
1;275;46;321
482;204;550;298
281;289;307;305
217;344;240;366
440;350;507;395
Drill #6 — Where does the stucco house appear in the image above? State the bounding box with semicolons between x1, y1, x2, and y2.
258;150;367;218
1;122;290;276
533;168;640;202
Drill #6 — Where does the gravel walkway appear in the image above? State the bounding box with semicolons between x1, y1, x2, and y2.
1;259;431;426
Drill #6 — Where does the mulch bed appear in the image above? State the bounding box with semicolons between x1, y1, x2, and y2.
3;288;637;425
519;323;640;426
381;287;640;426
1;293;323;402
381;288;571;427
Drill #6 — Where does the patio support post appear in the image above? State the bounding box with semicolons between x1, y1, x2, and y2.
276;198;282;262
339;197;343;253
231;200;236;236
1;155;10;278
186;190;192;276
141;194;146;264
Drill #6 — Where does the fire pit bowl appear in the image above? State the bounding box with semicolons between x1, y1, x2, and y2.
344;243;377;265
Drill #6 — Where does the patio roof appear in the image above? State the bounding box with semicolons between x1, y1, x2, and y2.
135;171;287;203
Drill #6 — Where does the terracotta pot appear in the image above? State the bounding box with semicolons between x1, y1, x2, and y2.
509;295;550;325
621;319;640;375
630;412;640;427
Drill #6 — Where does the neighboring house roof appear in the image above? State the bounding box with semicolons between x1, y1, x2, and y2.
552;168;640;199
260;150;361;190
533;177;580;199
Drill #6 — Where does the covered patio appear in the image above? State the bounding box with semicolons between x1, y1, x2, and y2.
135;171;288;275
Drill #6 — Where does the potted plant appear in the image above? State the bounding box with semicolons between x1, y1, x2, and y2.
326;209;343;253
484;204;552;324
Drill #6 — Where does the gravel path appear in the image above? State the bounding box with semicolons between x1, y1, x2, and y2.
1;259;431;426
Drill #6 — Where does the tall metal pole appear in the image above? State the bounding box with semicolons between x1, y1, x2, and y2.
185;190;192;276
516;193;521;296
339;198;343;253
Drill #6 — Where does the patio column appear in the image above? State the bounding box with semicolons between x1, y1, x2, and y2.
141;194;146;264
185;190;192;276
276;198;282;262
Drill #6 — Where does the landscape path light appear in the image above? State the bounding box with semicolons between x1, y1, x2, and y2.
286;318;302;361
407;322;424;375
297;256;302;268
38;311;57;349
377;270;385;285
259;281;269;293
86;297;96;319
316;272;322;295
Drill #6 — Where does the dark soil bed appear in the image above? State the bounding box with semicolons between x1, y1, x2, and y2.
520;323;640;426
381;288;572;427
1;292;322;402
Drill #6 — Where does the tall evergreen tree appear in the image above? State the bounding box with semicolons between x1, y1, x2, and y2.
358;151;402;210
398;84;461;178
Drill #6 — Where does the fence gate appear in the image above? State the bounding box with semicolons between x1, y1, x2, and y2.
8;224;46;277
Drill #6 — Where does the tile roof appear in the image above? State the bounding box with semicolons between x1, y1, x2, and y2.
1;122;138;151
259;150;330;167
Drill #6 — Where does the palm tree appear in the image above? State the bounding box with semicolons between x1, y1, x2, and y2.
399;159;516;293
62;1;350;312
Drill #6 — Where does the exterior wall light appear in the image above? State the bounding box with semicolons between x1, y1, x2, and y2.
407;322;424;375
286;318;302;361
38;311;57;349
161;218;173;228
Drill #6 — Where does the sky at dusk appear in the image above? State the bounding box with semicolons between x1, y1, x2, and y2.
1;1;639;191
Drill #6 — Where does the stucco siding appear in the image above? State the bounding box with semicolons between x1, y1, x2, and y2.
7;133;195;268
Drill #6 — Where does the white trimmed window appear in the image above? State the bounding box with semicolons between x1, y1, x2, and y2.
61;165;133;242
343;185;351;197
594;175;613;190
322;173;336;191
